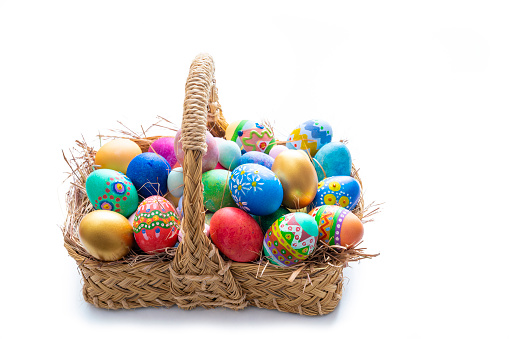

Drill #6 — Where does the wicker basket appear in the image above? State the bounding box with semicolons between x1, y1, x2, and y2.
63;53;374;316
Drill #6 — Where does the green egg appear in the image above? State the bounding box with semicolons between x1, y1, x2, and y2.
202;169;237;212
85;169;139;217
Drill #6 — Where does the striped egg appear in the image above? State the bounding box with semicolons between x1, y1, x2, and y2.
309;205;364;248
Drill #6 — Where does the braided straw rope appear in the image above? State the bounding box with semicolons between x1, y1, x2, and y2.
62;53;375;315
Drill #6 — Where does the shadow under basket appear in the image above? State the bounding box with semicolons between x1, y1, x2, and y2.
62;53;377;316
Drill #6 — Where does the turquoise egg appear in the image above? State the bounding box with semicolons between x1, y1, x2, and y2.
86;169;139;217
313;142;352;181
239;151;274;170
229;163;283;216
310;176;361;211
217;140;241;170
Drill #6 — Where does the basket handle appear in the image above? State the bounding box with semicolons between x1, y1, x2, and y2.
170;54;247;310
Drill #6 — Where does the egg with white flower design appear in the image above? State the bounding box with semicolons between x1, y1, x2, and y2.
229;163;283;216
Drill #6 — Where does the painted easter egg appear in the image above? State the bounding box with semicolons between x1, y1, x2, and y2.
79;210;134;261
202;169;237;212
167;167;184;198
262;212;319;267
217;139;241;170
226;120;276;154
209;207;263;262
229;163;283;216
148;137;178;168
310;176;361;210
239;151;274;170
126;152;171;198
86;169;138;217
94;139;142;174
132;195;180;253
271;150;318;209
174;129;219;172
287;119;333;157
313;142;352;182
251;206;291;233
309;205;364;248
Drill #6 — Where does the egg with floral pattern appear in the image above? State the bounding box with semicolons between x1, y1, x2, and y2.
86;169;138;217
309;205;364;248
132;195;180;253
229;163;283;216
262;212;319;267
310;176;361;211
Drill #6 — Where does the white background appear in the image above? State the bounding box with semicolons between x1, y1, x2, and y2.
1;1;508;338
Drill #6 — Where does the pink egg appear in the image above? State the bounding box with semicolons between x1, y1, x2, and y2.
269;145;289;159
148;137;178;168
174;129;219;172
215;162;227;170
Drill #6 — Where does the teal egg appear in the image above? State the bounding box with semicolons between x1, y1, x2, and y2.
313;142;352;181
202;169;237;212
217;140;241;170
85;169;139;217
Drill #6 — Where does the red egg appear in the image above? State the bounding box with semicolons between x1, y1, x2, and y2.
209;207;263;262
132;195;180;253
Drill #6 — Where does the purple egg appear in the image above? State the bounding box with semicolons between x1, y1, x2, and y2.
269;145;289;159
239;151;274;170
174;129;219;172
148;137;178;168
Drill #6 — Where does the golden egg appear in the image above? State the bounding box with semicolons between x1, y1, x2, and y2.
95;139;142;174
271;149;318;209
78;210;134;261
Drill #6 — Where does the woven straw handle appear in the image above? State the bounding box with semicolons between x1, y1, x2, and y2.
179;53;214;253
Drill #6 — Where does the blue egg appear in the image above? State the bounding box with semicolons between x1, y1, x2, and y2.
126;152;170;198
313;142;352;181
310;176;361;211
239;151;274;170
229;163;283;216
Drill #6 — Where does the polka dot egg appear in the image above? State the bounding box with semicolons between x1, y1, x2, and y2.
310;176;361;211
262;212;318;267
85;169;138;217
132;195;180;253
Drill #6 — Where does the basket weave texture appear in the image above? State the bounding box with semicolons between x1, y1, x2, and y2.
63;53;374;316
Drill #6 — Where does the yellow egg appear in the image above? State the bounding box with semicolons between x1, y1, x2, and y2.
95;139;142;174
224;120;243;141
271;150;318;209
78;210;134;261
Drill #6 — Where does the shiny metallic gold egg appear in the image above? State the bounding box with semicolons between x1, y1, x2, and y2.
271;149;318;209
78;210;134;261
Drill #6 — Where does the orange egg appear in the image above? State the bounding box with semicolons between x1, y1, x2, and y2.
309;205;364;248
95;139;142;174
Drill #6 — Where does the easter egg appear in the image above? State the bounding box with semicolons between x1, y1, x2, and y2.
271;150;318;209
239;151;274;170
262;212;318;267
309;205;364;248
126;152;171;198
227;120;276;154
287;119;333;157
313;142;352;181
268;145;289;159
94;139;142;174
202;169;237;212
251;206;291;233
132;195;180;253
148;137;178;168
229;163;283;216
174;129;219;172
217;140;241;170
167;167;184;198
209;207;264;262
86;169;138;217
311;176;361;210
78;210;134;261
